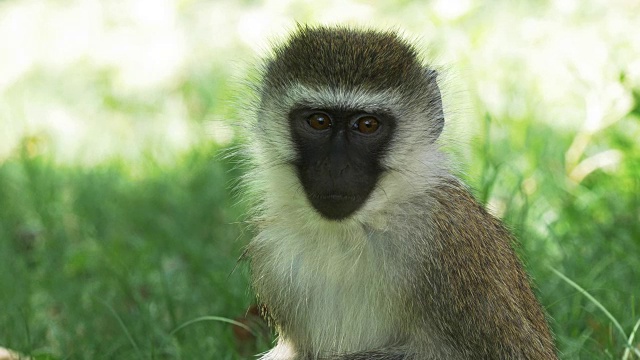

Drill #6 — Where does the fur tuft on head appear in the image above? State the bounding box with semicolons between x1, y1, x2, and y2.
263;25;424;92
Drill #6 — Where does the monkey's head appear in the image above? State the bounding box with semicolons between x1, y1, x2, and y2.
250;26;446;222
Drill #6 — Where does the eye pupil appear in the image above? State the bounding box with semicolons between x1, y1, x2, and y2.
308;113;331;130
356;116;379;134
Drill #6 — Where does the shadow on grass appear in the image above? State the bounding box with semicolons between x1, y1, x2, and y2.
0;139;269;359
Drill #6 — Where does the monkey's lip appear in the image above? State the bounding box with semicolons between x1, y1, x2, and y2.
308;193;362;201
306;193;366;220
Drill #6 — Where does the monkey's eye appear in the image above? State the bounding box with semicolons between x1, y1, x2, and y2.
353;116;380;134
307;113;332;130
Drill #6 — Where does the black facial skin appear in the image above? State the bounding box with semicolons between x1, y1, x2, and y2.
289;107;396;220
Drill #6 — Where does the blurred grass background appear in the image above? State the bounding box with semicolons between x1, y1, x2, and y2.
0;0;639;359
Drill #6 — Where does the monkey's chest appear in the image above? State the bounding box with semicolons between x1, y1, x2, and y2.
259;239;406;355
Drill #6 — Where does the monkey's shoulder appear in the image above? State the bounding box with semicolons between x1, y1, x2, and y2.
427;179;514;242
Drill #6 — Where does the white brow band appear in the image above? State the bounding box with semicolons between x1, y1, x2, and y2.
282;84;402;114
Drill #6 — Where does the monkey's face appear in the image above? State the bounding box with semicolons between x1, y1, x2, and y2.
253;26;445;223
288;107;396;220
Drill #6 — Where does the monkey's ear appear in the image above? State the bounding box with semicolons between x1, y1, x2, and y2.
432;111;444;141
426;69;445;141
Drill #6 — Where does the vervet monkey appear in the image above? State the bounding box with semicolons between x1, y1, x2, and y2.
243;25;557;359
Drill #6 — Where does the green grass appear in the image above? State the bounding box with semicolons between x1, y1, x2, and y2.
0;140;268;359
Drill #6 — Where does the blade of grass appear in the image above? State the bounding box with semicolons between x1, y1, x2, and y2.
551;267;638;357
169;316;256;337
622;317;640;359
101;300;142;357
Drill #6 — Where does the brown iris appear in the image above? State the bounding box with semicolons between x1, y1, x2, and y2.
307;113;331;130
354;116;380;134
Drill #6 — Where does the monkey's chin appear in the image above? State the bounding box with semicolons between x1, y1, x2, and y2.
307;194;365;221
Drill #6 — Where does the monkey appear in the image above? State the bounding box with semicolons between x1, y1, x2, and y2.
241;25;558;359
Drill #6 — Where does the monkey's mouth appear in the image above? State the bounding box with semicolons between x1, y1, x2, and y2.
310;193;361;201
306;193;366;221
